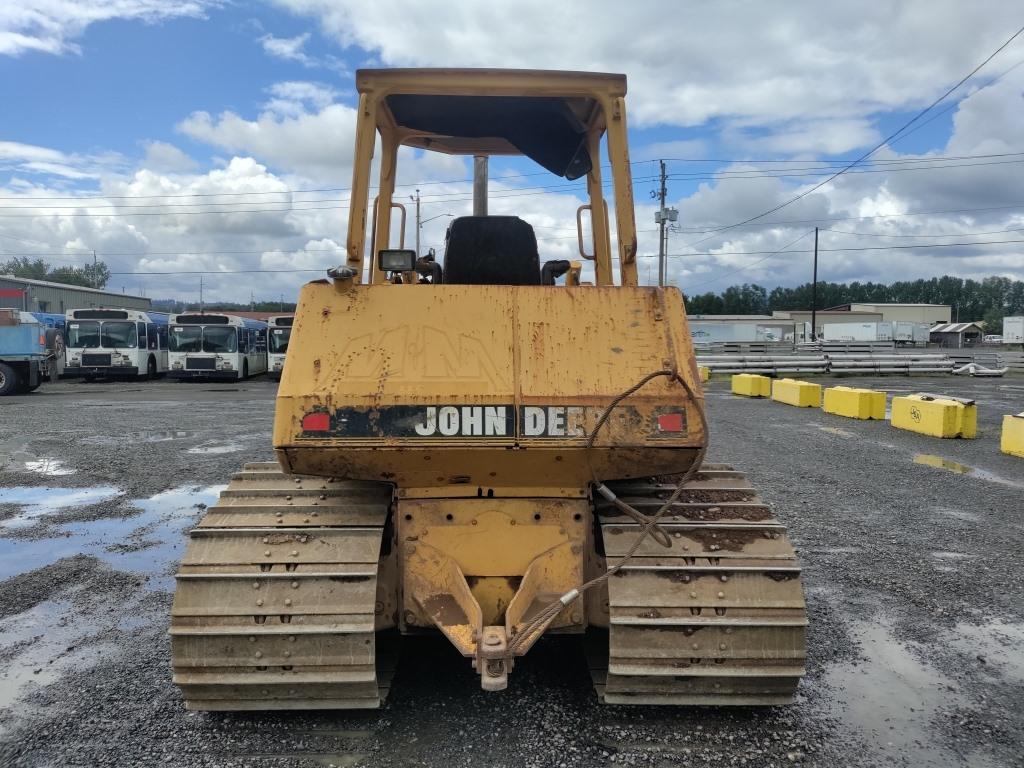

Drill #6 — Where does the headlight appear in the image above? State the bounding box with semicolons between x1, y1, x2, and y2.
219;360;234;371
273;362;283;371
172;361;183;370
70;355;81;364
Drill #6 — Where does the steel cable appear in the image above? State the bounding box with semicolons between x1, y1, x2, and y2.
506;367;710;654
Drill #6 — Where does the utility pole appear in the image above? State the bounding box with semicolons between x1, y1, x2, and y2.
811;227;819;341
652;160;677;287
657;160;667;287
199;275;204;315
414;189;421;257
92;250;97;288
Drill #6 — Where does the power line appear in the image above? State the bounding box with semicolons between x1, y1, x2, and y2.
671;201;1024;234
0;151;1019;218
679;24;1024;247
667;237;1024;258
80;236;1024;278
821;226;1024;238
2;150;1022;204
682;230;815;291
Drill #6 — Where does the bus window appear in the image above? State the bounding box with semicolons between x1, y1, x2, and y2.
203;326;238;353
102;321;139;348
170;326;202;352
158;325;169;349
270;327;290;354
255;328;267;353
238;328;249;354
147;324;158;350
68;321;101;348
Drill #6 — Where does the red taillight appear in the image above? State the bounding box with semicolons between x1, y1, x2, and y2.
301;412;331;432
656;412;685;433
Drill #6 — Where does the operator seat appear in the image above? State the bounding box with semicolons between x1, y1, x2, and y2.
443;216;541;285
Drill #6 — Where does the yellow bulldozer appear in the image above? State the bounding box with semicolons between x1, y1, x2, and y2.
170;68;806;710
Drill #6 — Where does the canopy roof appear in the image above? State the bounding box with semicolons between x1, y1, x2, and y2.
356;69;627;180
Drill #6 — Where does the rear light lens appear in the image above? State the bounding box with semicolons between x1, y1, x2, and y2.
302;412;331;432
656;412;685;433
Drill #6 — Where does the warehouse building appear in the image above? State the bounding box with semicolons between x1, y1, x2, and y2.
0;275;151;313
825;302;951;325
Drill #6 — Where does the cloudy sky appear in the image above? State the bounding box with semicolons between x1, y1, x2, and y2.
1;1;1022;303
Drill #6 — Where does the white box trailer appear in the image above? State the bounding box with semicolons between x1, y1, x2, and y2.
893;321;931;343
823;321;893;342
1003;316;1024;344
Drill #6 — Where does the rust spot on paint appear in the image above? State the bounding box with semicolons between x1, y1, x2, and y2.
611;346;623;354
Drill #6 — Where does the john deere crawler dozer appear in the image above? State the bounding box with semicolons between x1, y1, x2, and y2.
171;69;806;709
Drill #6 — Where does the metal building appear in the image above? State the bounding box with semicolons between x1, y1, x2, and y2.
929;322;984;348
0;275;151;314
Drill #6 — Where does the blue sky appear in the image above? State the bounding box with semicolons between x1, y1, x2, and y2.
1;1;1022;303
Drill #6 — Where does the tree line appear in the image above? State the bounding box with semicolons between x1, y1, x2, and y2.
685;275;1024;327
1;256;111;289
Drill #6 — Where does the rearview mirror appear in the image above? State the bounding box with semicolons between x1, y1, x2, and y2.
378;249;417;273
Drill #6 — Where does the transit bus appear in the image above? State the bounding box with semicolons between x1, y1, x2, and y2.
64;308;170;380
167;313;267;380
267;315;294;381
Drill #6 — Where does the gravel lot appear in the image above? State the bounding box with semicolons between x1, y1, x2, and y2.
0;375;1022;768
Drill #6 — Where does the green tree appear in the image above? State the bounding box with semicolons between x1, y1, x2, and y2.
0;256;50;280
0;256;111;288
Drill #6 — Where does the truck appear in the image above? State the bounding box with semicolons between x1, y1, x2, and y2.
822;321;929;345
0;309;62;395
1003;316;1024;345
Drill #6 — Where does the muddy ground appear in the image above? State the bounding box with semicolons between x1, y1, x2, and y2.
0;376;1021;768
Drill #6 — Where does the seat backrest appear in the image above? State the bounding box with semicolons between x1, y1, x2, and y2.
443;216;541;286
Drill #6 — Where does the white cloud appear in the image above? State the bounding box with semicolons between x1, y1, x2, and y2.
177;84;356;181
0;1;212;57
259;32;313;64
269;0;1023;135
141;140;198;173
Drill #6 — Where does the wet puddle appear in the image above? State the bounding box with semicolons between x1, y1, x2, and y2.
186;442;245;455
948;620;1024;683
913;454;1024;490
0;593;129;719
0;485;225;589
81;429;196;446
825;619;964;765
0;486;123;529
21;458;76;476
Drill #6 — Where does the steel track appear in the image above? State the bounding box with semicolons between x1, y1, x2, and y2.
170;462;396;710
590;464;807;705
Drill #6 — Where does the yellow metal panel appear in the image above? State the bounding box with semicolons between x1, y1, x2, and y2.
731;374;771;398
822;386;886;420
891;395;977;438
699;366;711;383
1000;413;1024;457
771;379;821;408
275;282;704;487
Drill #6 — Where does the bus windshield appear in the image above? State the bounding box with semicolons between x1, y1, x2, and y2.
101;321;139;349
270;327;291;354
68;321;101;348
170;326;202;352
202;327;238;353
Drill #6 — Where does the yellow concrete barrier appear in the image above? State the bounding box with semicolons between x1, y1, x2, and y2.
731;373;771;398
1001;413;1024;457
771;378;822;408
699;366;711;383
823;386;886;420
891;393;977;439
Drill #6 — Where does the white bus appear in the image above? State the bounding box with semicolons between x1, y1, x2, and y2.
168;313;268;380
65;308;170;380
267;315;294;381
